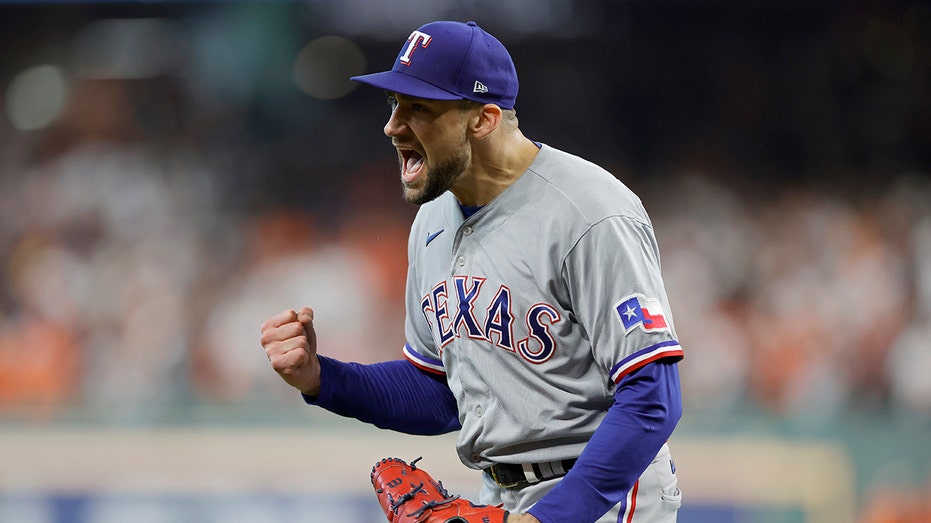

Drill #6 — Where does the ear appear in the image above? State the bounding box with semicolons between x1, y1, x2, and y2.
469;104;503;139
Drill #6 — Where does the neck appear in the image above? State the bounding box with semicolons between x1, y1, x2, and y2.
451;132;539;206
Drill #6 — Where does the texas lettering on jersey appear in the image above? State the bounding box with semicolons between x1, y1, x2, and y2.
420;276;560;364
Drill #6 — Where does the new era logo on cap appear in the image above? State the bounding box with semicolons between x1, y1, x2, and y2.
350;21;519;109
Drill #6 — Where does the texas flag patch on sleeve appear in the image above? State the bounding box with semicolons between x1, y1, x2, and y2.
615;294;670;334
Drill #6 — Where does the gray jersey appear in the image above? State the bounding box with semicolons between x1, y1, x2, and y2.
403;144;683;470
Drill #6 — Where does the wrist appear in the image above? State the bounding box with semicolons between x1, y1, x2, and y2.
300;355;322;396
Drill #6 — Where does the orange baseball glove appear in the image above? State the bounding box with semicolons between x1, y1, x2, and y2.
371;457;509;523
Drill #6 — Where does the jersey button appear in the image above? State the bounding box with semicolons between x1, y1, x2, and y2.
457;256;465;267
463;226;473;236
474;405;483;417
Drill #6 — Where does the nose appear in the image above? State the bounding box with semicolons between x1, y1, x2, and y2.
384;107;407;138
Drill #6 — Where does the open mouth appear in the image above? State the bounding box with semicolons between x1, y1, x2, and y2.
400;148;425;183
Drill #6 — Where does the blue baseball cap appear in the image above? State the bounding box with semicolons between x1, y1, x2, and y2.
351;21;518;110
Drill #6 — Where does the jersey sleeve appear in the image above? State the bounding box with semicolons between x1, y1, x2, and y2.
563;215;683;383
528;360;682;522
403;217;446;375
305;357;460;435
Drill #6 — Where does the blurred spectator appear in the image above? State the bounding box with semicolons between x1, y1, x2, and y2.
859;477;931;523
1;78;215;421
0;313;81;420
191;207;398;403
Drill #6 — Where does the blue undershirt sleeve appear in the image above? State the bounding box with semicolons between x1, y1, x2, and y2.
302;356;461;435
528;360;682;523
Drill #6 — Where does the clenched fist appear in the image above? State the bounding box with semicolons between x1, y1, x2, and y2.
260;307;321;396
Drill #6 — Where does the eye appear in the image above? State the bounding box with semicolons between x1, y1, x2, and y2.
386;95;399;112
411;103;428;112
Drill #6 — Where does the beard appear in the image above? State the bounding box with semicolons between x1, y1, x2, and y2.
402;148;470;206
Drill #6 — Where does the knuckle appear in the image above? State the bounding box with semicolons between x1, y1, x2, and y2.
286;323;306;338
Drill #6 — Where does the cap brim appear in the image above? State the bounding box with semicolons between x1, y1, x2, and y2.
350;70;464;101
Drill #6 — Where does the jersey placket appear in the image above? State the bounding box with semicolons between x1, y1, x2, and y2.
450;216;493;465
452;224;474;269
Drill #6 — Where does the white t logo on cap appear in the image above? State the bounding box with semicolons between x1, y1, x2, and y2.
400;30;432;65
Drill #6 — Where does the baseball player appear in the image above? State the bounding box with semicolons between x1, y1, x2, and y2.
261;20;684;523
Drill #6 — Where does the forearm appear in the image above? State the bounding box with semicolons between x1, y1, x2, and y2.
304;356;461;435
529;361;682;523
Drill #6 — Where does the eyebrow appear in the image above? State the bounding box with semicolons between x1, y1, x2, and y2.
386;91;438;104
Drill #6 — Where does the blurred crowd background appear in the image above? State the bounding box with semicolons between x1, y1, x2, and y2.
1;0;929;521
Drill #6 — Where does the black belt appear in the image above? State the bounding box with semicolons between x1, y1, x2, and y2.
484;458;577;490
